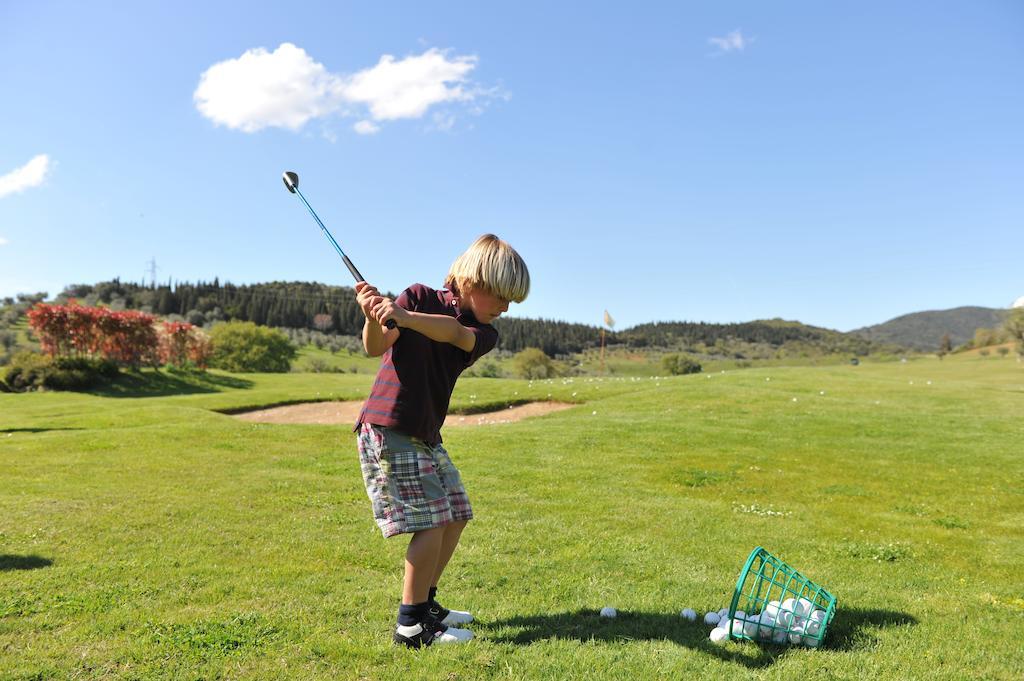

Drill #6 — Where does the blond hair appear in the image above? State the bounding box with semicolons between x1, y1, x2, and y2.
445;234;530;302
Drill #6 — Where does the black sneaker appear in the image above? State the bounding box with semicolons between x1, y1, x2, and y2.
394;613;473;648
428;600;474;626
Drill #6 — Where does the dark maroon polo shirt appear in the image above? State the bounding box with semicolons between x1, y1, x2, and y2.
355;283;498;445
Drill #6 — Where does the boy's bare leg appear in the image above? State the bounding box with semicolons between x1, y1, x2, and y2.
403;526;445;604
431;520;468;588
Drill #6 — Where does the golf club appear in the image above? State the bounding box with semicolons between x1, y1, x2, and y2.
282;171;396;329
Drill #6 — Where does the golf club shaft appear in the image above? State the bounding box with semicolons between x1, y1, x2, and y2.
284;173;397;330
291;187;365;283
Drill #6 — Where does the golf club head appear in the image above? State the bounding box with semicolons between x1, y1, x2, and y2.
282;171;299;193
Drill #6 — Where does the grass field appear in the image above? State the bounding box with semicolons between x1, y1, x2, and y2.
2;356;1022;679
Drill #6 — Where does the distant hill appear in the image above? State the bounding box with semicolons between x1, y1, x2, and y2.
619;318;887;356
851;306;1008;350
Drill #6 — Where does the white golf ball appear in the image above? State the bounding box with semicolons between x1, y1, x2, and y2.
731;619;746;637
681;608;697;621
774;610;794;629
742;617;759;638
757;613;776;640
600;606;617;618
802;633;821;648
772;629;788;644
704;611;720;626
782;597;814;618
809;609;826;624
709;627;729;644
718;607;729;618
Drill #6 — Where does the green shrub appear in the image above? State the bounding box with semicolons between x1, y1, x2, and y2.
512;348;555;379
3;352;118;391
209;321;296;373
4;352;53;391
46;357;118;390
474;360;502;378
662;353;702;375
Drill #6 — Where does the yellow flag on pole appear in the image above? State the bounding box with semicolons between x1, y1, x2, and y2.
603;310;615;328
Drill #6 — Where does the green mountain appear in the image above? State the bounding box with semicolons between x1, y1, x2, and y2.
851;306;1008;350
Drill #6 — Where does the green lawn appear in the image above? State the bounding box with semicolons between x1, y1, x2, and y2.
1;356;1022;679
292;345;381;375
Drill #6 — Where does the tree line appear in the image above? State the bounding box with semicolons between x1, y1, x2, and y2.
51;279;894;356
619;320;881;355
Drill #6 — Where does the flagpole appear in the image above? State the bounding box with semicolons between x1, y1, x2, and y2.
600;310;614;376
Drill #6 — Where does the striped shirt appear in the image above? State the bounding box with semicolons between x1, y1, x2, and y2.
355;283;498;445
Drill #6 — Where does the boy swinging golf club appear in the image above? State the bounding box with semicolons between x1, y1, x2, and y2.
282;172;531;648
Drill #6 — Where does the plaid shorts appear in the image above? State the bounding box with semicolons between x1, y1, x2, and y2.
357;423;473;538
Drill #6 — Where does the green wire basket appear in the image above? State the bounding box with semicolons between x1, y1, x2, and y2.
725;547;837;647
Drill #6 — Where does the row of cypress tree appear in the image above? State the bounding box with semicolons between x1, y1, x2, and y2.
54;279;890;356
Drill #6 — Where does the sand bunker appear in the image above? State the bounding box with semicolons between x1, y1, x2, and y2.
231;400;574;426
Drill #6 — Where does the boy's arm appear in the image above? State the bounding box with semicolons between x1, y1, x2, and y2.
362;317;400;357
356;281;400;357
402;312;476;353
371;298;476;353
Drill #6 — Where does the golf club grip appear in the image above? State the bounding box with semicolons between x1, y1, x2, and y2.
343;255;397;330
342;255;365;283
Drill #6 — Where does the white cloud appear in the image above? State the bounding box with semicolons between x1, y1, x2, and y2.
0;237;8;246
353;120;380;135
0;154;53;199
194;44;497;135
709;29;751;54
194;43;345;133
343;49;476;120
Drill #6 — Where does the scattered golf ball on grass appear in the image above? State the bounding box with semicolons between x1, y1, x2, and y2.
599;606;617;618
680;608;697;621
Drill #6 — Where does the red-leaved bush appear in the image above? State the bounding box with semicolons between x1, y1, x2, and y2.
28;302;210;370
158;321;212;369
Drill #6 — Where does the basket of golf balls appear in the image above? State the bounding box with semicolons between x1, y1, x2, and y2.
721;546;836;647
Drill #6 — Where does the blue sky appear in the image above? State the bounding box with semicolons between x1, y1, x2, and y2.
1;1;1021;331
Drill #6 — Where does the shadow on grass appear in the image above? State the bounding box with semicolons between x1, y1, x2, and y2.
826;606;918;651
1;427;84;433
0;554;53;571
89;371;254;398
483;606;917;667
482;609;778;668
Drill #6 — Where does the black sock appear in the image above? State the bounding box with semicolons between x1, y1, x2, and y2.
428;587;438;604
398;602;429;626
